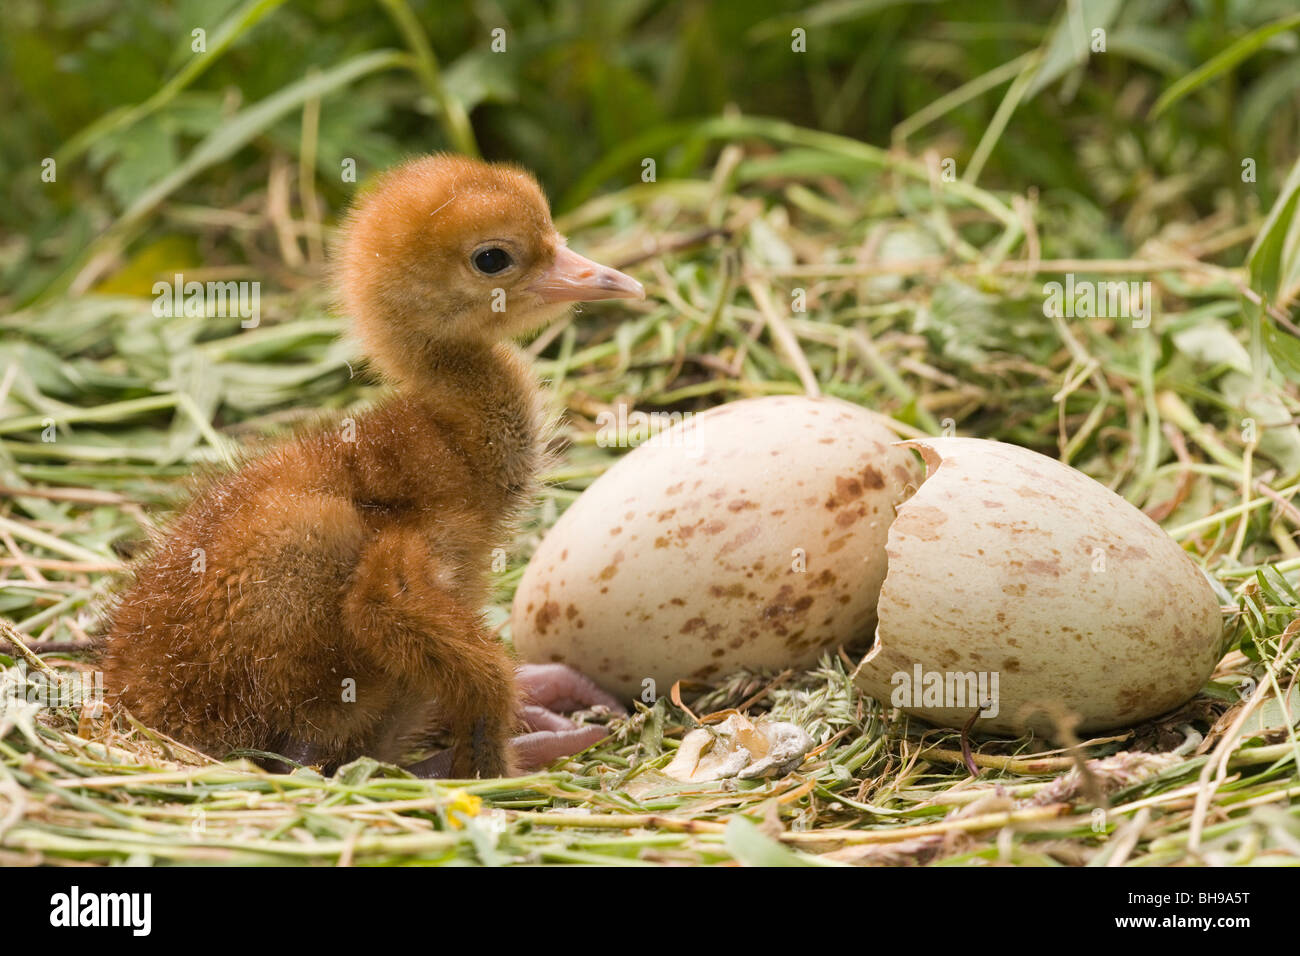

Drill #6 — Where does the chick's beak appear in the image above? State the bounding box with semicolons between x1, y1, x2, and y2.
528;246;645;303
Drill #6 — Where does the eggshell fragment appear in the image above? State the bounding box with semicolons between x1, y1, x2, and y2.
511;396;922;700
854;438;1224;736
664;714;814;782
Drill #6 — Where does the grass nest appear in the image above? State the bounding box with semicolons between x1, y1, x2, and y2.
1;124;1299;865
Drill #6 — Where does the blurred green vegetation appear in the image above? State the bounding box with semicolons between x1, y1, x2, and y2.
3;0;1300;307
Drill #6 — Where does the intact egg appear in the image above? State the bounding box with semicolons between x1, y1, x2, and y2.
511;396;922;700
854;437;1224;735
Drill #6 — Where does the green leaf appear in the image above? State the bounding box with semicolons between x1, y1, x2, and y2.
92;115;180;209
1262;314;1300;380
117;48;408;232
1025;0;1123;99
336;756;383;785
748;0;942;42
1248;153;1300;305
724;816;829;866
57;0;289;165
40;49;409;302
444;52;519;114
1150;12;1300;119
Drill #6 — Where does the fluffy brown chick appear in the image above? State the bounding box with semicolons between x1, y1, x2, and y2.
100;155;643;778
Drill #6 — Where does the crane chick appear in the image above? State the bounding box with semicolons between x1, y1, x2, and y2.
100;155;643;778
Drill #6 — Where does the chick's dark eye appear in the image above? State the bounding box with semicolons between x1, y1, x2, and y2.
472;247;513;275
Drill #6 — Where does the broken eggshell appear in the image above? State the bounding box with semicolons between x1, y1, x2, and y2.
511;396;922;700
664;714;814;782
854;437;1224;736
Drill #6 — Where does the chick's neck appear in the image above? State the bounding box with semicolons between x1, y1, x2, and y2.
389;338;547;505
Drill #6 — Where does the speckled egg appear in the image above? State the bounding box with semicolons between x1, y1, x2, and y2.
854;437;1224;735
511;396;922;700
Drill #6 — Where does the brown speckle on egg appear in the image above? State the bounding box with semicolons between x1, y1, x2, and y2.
511;396;921;700
856;437;1223;736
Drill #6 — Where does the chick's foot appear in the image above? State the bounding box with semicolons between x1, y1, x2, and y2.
507;663;627;771
516;663;625;715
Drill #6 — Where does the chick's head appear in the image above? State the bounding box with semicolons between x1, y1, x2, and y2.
337;154;642;379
